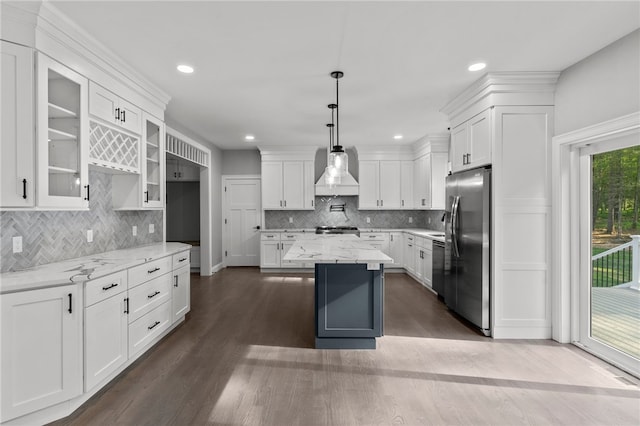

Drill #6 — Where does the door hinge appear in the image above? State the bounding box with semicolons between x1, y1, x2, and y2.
225;250;228;257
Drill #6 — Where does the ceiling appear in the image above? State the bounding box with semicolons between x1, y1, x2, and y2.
51;1;639;150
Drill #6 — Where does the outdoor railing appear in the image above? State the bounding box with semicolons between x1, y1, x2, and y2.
592;235;640;288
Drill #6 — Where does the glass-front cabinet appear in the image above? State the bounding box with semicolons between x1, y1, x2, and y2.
143;113;164;208
36;53;89;209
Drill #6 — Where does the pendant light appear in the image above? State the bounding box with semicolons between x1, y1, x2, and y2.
325;104;340;186
328;71;348;178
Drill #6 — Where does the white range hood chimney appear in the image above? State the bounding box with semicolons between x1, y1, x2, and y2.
315;169;359;196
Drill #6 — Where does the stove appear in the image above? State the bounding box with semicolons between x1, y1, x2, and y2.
315;226;360;237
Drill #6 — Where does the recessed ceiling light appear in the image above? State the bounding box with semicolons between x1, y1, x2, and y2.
468;62;486;72
245;135;255;141
177;64;194;74
393;135;403;140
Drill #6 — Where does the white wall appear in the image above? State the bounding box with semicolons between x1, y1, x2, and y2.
555;29;640;135
221;149;261;175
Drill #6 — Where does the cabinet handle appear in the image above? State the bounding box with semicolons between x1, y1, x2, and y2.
148;321;160;330
148;267;160;274
390;235;393;242
102;282;119;291
280;200;282;207
422;198;425;206
68;293;72;314
124;297;129;314
121;110;126;123
115;107;120;121
408;244;413;247
22;179;27;199
84;185;90;201
311;200;314;207
369;235;376;239
178;257;187;262
401;200;404;207
147;290;161;299
380;200;383;207
284;200;286;207
144;191;149;203
174;275;179;287
376;200;379;207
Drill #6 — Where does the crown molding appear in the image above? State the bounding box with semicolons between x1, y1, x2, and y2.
412;134;450;158
258;145;319;161
441;71;560;123
552;111;640;147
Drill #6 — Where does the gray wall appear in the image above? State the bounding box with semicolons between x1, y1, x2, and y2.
265;196;445;230
555;29;640;135
166;181;200;242
221;149;261;175
0;170;163;272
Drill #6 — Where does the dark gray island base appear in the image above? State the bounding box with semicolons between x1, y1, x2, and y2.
315;263;384;349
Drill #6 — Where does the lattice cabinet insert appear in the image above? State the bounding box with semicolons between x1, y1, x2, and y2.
89;121;140;173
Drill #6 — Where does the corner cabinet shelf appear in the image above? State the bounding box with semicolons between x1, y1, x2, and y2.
112;113;164;210
36;53;89;209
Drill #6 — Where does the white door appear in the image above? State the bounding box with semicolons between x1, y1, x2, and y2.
225;178;261;266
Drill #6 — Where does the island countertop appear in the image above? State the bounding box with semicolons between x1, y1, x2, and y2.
282;234;393;264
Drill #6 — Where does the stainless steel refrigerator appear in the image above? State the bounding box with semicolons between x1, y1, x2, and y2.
444;167;491;336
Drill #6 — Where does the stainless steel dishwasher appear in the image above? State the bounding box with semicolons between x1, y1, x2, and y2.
432;240;445;298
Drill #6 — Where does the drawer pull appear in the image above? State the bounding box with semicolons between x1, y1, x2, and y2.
174;275;179;287
124;297;129;314
148;291;161;299
148;267;160;274
148;321;160;330
102;282;119;291
369;235;376;238
178;257;187;262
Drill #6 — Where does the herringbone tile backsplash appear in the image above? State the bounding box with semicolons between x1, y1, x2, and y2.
1;170;163;272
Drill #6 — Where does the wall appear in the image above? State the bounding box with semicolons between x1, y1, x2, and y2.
166;181;200;242
221;149;261;175
555;29;640;135
0;170;163;272
265;196;445;230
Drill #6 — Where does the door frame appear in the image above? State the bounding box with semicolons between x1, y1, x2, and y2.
221;175;261;268
552;111;640;376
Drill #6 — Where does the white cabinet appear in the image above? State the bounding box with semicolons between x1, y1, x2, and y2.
1;41;35;207
112;112;165;209
414;151;449;210
303;160;315;209
361;232;392;266
84;271;128;392
403;234;416;274
172;259;191;322
166;157;200;181
400;161;414;209
450;109;491;173
415;237;433;288
260;233;281;267
1;285;82;422
358;160;401;209
36;53;90;209
89;82;142;135
261;161;307;210
389;232;404;268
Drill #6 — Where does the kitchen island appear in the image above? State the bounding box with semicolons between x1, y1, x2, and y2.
283;235;392;349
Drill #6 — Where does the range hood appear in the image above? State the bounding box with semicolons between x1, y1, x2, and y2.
315;170;359;196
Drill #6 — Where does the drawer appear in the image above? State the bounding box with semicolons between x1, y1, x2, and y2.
362;232;388;241
128;273;172;323
128;301;171;358
128;256;172;288
405;234;414;242
85;270;127;307
172;250;190;269
261;233;280;241
281;232;308;241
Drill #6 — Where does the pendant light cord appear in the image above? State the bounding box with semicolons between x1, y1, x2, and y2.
335;76;339;148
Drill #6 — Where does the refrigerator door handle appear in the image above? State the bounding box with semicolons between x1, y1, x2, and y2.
452;195;461;258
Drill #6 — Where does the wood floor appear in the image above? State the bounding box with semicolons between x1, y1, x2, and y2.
591;286;640;359
52;268;640;426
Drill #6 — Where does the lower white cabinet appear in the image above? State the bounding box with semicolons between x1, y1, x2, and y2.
172;264;191;321
389;232;404;268
415;237;433;288
260;232;313;268
127;272;172;323
361;232;392;266
1;285;82;422
129;301;172;358
404;234;416;274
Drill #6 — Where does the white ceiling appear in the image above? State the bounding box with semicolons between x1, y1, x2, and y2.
52;1;639;150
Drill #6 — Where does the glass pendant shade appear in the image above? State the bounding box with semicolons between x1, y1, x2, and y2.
324;165;341;186
328;146;348;177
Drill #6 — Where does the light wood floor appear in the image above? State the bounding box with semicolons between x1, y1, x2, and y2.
592;286;640;359
52;268;640;426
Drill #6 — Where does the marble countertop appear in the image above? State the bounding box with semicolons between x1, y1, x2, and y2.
0;242;192;294
261;228;445;242
282;235;393;264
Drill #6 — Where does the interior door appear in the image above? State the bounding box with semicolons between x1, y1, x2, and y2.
225;178;261;266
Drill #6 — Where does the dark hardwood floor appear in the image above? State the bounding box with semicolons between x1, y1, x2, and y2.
51;268;640;425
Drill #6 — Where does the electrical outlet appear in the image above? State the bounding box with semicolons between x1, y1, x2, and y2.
409;217;413;224
289;217;293;224
366;217;370;223
132;225;137;236
149;224;155;234
87;229;93;243
12;236;22;253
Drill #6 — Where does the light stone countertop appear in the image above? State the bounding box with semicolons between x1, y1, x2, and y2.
282;234;393;264
0;242;192;294
261;228;445;242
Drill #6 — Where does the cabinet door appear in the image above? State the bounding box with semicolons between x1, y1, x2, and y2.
404;239;415;274
303;160;315;210
37;54;89;209
117;97;142;135
450;124;467;173
358;161;379;209
430;152;449;210
400;161;413;209
1;41;35;207
1;285;82;422
260;241;281;267
389;233;404;267
282;161;304;209
468;109;492;168
379;161;401;209
261;162;283;209
423;248;433;288
142;113;164;208
89;82;118;125
172;265;191;321
413;155;428;209
84;294;128;392
280;241;297;268
414;248;424;281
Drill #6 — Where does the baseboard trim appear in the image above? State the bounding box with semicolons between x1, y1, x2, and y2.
211;262;224;274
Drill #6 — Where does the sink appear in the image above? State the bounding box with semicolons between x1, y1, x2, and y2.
426;232;445;237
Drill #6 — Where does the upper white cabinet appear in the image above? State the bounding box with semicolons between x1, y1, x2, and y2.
399;160;414;209
1;41;35;208
358;160;401;209
36;53;90;209
261;155;316;210
450;108;491;173
89;82;142;135
303;160;315;209
413;137;449;210
1;284;82;422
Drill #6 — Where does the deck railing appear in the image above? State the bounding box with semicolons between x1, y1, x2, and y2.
592;235;640;288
